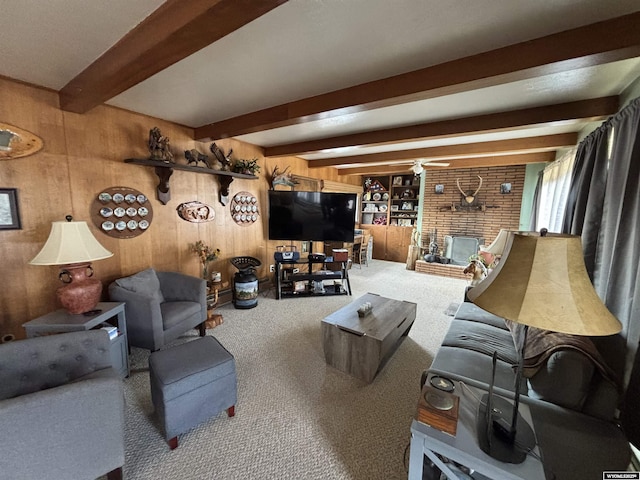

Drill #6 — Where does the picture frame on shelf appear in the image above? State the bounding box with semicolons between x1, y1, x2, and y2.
401;188;415;199
392;176;403;186
0;188;21;230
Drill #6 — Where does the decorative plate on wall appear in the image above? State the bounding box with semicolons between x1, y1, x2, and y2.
230;191;259;226
0;122;44;160
91;186;153;239
176;201;215;223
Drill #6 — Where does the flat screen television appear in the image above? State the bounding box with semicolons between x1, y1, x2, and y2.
268;191;356;242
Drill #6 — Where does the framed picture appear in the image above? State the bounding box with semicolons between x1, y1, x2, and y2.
392;176;403;186
434;184;444;194
500;183;512;194
0;188;21;230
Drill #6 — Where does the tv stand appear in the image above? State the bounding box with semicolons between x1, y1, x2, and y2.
275;256;351;300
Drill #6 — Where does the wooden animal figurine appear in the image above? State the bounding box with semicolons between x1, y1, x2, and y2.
148;127;174;163
209;142;233;171
463;259;487;286
184;149;211;168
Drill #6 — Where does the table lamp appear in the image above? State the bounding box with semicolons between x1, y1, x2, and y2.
30;216;113;314
467;229;621;463
479;228;510;267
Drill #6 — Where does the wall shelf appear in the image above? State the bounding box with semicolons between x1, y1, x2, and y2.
124;158;258;206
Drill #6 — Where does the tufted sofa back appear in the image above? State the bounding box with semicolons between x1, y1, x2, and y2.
0;329;112;400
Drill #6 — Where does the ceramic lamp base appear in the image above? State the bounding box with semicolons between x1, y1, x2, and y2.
57;262;102;314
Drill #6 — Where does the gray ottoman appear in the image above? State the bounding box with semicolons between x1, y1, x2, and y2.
149;336;237;449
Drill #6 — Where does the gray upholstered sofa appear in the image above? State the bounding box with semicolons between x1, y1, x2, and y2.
0;330;125;480
109;268;207;351
425;301;630;479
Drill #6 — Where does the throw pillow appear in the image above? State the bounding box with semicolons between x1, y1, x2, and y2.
115;268;165;303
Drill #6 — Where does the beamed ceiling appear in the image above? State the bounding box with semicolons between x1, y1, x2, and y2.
2;0;640;176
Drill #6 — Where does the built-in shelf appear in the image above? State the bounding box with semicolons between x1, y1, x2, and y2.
124;158;258;205
361;174;421;228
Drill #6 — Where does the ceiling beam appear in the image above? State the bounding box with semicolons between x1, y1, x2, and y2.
339;152;556;176
195;12;640;140
309;133;577;168
59;0;288;113
267;97;613;157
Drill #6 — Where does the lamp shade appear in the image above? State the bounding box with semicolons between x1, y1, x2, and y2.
481;229;511;256
411;162;424;175
30;221;112;265
468;233;621;336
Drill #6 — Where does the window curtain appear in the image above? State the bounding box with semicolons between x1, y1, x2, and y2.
528;170;543;231
562;97;640;446
531;149;575;232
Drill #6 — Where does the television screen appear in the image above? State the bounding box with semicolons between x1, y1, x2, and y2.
268;191;356;242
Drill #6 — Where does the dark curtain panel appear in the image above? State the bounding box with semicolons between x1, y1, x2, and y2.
528;170;543;230
562;97;640;446
562;123;612;279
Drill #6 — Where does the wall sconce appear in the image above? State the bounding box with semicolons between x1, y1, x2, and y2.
434;184;444;194
500;183;512;194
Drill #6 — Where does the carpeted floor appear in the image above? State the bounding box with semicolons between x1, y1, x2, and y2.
116;260;468;479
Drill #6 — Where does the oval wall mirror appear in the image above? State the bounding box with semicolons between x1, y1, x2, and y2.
0;122;43;159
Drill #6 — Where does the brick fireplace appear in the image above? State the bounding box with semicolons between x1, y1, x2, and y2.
416;165;525;279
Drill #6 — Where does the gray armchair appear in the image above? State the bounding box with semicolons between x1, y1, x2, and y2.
0;330;125;480
108;268;207;351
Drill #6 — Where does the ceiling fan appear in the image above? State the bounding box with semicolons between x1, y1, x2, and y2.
409;159;450;175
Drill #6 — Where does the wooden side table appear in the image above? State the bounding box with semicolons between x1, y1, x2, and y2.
22;302;130;378
408;373;545;480
206;280;224;328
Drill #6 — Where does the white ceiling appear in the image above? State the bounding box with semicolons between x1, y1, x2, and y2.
239;59;640;157
2;0;640;174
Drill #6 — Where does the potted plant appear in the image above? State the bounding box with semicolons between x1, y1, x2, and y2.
190;240;221;280
233;158;260;175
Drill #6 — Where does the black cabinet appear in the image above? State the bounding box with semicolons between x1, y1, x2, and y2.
275;257;351;299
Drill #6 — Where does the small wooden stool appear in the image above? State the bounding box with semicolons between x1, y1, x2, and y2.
206;280;224;328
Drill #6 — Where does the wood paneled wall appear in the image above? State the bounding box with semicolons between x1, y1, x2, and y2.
0;77;358;339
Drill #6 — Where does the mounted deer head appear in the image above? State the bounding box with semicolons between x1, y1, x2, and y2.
456;175;483;204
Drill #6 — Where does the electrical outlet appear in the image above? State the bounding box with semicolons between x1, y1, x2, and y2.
269;264;275;272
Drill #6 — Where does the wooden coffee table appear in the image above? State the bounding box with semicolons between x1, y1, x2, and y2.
321;293;417;382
